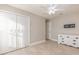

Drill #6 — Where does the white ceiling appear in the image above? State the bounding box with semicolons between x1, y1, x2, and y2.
9;4;79;20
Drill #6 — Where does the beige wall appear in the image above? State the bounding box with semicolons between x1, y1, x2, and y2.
30;15;46;43
0;4;46;43
50;14;79;41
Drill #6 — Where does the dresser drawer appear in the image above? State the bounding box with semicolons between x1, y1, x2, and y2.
58;35;65;44
71;42;77;47
58;34;79;48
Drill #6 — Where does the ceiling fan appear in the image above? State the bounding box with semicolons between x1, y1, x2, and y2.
48;4;63;15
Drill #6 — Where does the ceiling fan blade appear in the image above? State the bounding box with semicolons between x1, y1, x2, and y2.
48;4;64;15
49;4;57;9
52;5;57;9
54;9;64;11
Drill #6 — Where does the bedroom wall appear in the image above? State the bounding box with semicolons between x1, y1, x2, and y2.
0;4;46;44
50;13;79;41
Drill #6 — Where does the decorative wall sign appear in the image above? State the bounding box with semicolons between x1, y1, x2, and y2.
64;24;75;28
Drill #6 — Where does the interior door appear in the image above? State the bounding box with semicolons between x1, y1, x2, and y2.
47;21;52;39
0;12;17;54
16;15;30;49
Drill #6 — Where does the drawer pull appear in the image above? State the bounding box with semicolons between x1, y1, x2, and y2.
62;41;64;42
73;43;76;45
76;37;78;39
62;38;64;40
73;40;76;41
60;36;62;37
67;36;69;38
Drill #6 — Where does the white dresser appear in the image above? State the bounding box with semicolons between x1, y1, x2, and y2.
58;34;79;48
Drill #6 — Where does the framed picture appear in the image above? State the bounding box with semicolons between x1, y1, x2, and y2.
64;24;75;28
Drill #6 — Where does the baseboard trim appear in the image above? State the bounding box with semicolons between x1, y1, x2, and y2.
29;40;46;46
49;39;57;42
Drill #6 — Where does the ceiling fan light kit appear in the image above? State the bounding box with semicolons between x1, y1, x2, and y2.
48;4;63;15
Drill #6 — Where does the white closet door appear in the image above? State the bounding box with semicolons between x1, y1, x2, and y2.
0;12;16;53
16;15;30;48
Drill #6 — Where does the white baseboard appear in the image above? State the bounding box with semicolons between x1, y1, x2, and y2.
29;40;46;46
49;39;57;42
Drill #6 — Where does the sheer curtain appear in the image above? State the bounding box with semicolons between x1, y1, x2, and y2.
0;12;16;53
0;12;30;54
